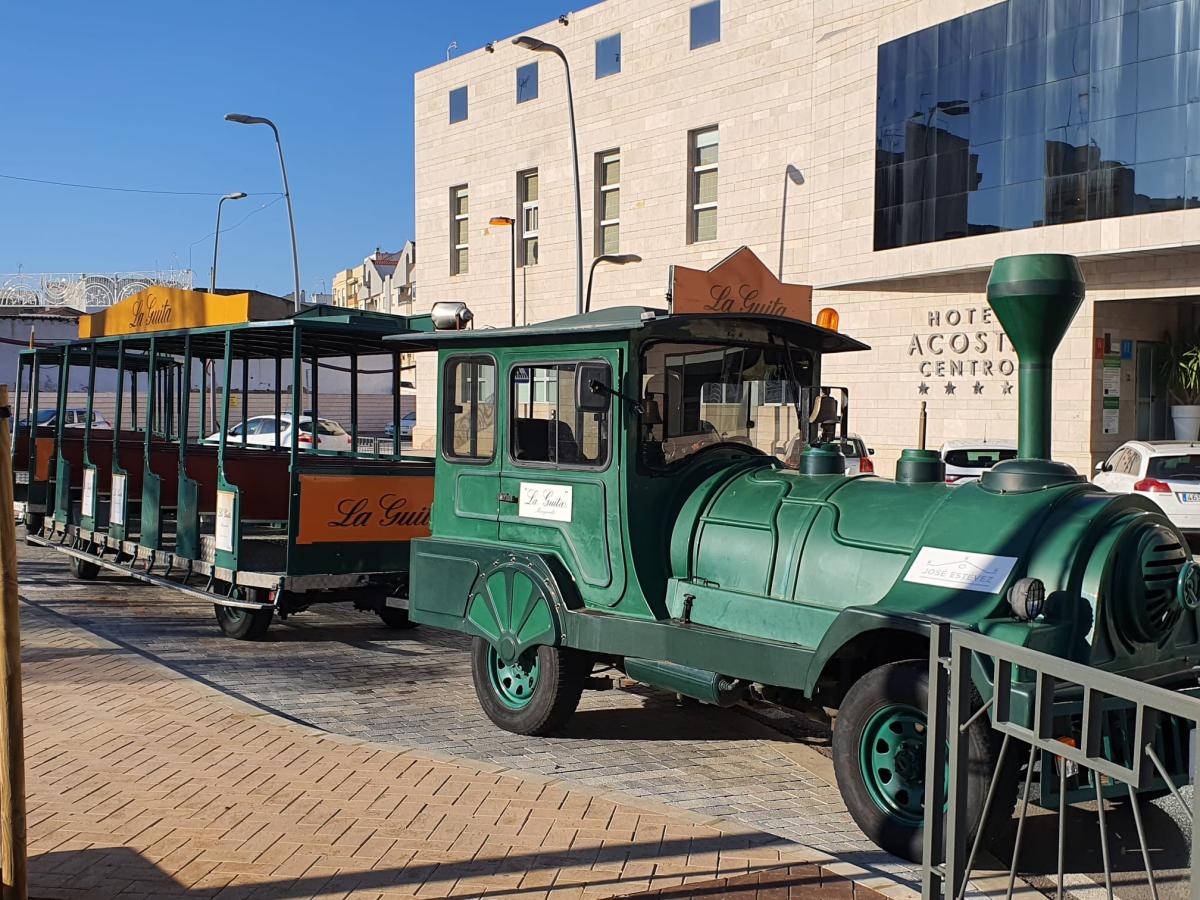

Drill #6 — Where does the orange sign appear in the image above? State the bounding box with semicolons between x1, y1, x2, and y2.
296;474;434;544
670;246;813;321
78;286;295;339
34;438;54;482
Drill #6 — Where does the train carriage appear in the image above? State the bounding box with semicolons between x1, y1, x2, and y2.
16;286;435;637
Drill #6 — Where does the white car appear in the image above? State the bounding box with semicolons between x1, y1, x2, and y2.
205;414;352;452
837;434;875;475
939;439;1019;484
1093;441;1200;544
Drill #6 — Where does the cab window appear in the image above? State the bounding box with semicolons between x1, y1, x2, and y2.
443;355;497;462
511;362;609;467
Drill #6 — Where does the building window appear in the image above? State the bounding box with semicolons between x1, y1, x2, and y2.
519;170;539;266
875;0;1200;251
596;150;620;254
517;62;539;103
690;1;721;50
450;185;468;275
449;86;468;124
596;33;621;78
689;127;718;243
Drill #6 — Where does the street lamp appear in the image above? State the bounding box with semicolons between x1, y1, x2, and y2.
513;35;583;315
489;216;517;327
585;253;642;313
224;113;302;311
778;164;804;279
210;192;246;292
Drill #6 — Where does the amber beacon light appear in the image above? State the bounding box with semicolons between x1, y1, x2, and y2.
816;307;839;331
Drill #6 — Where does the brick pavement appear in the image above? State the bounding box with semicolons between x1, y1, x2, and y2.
17;585;912;899
15;542;891;878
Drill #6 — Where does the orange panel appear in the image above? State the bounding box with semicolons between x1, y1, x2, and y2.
296;474;434;544
34;438;54;481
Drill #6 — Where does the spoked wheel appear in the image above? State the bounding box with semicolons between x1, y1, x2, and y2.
69;554;101;580
214;603;273;640
832;660;1016;862
471;637;588;735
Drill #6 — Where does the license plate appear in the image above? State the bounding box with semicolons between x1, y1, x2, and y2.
1178;492;1200;503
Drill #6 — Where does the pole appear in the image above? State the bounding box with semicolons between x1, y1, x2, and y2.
918;400;928;451
0;384;28;900
510;226;516;328
559;50;584;315
212;196;228;293
268;122;302;313
778;173;790;280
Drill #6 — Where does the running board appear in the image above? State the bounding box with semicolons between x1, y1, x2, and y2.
26;535;272;611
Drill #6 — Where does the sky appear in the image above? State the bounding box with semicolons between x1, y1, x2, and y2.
1;1;597;298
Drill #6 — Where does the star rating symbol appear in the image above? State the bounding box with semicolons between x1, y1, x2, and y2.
973;381;984;395
918;382;930;395
945;382;956;395
1002;381;1014;395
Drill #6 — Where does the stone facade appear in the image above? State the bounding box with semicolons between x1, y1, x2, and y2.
412;0;1200;473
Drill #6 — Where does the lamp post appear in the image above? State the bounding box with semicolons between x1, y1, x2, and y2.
513;35;583;314
489;216;517;327
224;113;302;311
585;253;642;313
778;164;804;279
210;192;246;292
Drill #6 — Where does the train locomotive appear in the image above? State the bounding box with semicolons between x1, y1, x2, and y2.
399;253;1200;861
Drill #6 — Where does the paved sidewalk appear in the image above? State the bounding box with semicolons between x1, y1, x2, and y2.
19;600;910;900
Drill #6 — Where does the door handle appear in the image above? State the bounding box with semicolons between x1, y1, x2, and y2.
498;492;517;503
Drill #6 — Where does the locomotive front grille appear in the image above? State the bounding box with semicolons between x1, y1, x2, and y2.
1129;526;1189;646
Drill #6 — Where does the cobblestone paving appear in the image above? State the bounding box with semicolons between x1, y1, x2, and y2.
16;541;912;883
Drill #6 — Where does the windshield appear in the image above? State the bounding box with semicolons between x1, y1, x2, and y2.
35;410;55;425
1147;454;1200;481
640;341;813;468
944;448;1017;469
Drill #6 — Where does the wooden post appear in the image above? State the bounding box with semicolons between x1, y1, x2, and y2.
0;384;27;900
917;400;928;451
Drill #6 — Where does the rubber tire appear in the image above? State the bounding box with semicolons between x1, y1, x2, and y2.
470;636;589;736
379;605;418;629
24;513;44;544
832;659;1016;863
69;555;101;581
214;604;273;640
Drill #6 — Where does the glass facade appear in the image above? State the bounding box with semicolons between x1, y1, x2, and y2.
875;0;1200;251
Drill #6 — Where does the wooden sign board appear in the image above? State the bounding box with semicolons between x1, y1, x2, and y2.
670;246;813;321
296;474;434;544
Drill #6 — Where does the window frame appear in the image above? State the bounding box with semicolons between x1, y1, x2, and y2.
689;0;721;50
450;184;469;276
441;353;498;465
518;169;539;267
449;85;468;124
516;61;539;103
689;126;719;243
595;149;621;255
507;358;613;472
595;32;622;78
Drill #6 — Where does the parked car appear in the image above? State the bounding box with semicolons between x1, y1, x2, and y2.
204;414;352;451
1093;440;1200;547
837;434;874;474
19;408;109;429
384;411;416;442
939;439;1019;484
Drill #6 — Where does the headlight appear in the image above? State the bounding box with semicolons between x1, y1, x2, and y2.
1007;577;1046;620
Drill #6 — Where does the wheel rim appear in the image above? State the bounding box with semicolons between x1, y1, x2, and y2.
487;644;540;709
859;703;929;825
222;607;246;625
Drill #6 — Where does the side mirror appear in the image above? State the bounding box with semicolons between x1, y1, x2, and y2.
869;448;876;455
576;362;611;413
1095;460;1109;472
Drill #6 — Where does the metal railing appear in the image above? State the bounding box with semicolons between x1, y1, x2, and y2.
922;622;1200;900
353;436;396;457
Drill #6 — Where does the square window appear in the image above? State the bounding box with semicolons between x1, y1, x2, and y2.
1091;13;1138;70
449;86;467;124
1137;54;1185;111
969;3;1008;56
1089;113;1137;166
693;206;717;242
1185;155;1200;206
1006;84;1046;138
596;33;621;77
1046;74;1090;129
971;95;1006;144
1134;157;1186;209
1091;64;1138;119
1046;125;1089;175
1046;172;1088;223
1004;136;1046;183
1139;1;1188;61
969;140;1005;190
934;192;969;240
968;185;1006;234
690;0;720;50
1087;166;1133;217
1008;38;1049;92
1003;179;1046;229
1010;0;1047;45
517;62;539;103
1136;105;1186;161
1047;25;1091;81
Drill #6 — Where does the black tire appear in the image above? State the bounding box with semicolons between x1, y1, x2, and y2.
69;555;101;580
832;659;1017;862
214;603;273;640
378;605;418;629
470;636;589;736
24;513;44;544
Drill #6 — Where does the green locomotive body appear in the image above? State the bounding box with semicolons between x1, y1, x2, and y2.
399;254;1200;860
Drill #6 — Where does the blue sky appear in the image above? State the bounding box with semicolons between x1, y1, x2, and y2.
1;1;596;297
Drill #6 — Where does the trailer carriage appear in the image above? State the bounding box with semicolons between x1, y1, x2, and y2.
16;286;434;637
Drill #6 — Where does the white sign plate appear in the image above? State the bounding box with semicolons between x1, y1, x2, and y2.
110;474;126;525
518;482;573;522
81;468;96;519
903;546;1018;594
215;489;236;552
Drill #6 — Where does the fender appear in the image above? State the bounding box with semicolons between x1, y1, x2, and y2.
803;606;937;698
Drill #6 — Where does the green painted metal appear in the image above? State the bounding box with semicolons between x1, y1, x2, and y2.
465;564;558;660
859;704;928;825
986;254;1085;460
486;645;540;709
622;657;738;706
140;339;162;550
895;448;944;484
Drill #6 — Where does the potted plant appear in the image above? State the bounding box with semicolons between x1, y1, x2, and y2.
1162;331;1200;441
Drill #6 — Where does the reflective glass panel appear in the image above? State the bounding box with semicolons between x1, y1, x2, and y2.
596;33;621;77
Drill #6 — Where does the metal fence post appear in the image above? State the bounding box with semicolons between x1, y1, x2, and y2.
922;623;951;899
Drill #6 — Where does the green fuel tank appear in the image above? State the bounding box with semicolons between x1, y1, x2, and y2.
666;254;1200;687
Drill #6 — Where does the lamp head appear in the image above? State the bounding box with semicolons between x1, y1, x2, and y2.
225;113;270;126
513;35;551;52
785;164;805;184
603;254;641;265
224;192;247;201
489;216;515;227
